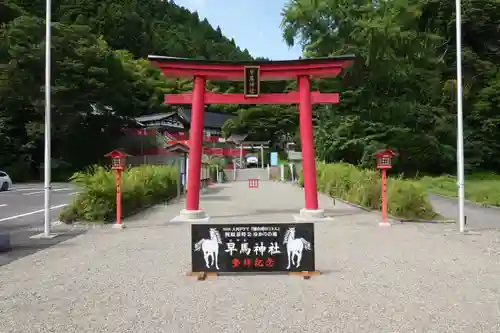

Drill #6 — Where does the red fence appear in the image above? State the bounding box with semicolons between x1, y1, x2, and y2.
248;178;259;188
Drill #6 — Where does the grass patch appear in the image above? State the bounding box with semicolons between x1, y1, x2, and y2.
60;164;178;223
416;172;500;207
300;162;439;220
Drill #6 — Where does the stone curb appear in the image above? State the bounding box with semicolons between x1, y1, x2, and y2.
331;197;455;224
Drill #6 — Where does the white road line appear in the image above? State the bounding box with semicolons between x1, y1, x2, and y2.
12;188;40;191
68;192;79;196
13;186;72;190
0;204;6;208
23;191;45;196
0;204;68;223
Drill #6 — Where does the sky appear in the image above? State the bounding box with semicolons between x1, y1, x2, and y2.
172;0;303;60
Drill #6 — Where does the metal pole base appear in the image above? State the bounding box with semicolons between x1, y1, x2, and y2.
30;232;59;239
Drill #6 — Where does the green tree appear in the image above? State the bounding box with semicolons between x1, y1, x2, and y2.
0;15;167;178
222;106;299;148
1;0;255;179
418;0;500;172
281;0;456;174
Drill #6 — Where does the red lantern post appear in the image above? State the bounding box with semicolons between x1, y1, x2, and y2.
104;150;130;229
375;149;397;227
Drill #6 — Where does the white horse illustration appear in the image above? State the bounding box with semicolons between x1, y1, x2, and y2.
194;228;222;270
283;227;311;269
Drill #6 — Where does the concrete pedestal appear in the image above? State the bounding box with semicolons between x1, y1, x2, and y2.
0;233;11;252
30;232;59;239
112;224;126;229
378;222;391;227
293;208;333;222
170;209;210;223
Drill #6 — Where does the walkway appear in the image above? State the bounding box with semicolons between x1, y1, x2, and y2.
429;193;500;230
1;181;500;332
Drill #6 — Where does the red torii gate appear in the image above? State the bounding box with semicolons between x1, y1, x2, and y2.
148;56;354;222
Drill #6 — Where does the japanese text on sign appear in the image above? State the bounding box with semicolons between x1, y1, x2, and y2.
231;257;275;268
244;66;260;97
224;240;281;256
222;225;280;238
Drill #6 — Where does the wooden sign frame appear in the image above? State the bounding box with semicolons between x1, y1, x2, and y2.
244;66;261;97
189;223;319;280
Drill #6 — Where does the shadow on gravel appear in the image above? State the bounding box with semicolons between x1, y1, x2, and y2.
211;208;366;219
0;229;85;267
200;186;225;195
200;195;232;202
209;268;342;277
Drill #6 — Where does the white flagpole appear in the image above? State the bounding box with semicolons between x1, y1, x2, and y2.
43;0;53;237
455;0;466;233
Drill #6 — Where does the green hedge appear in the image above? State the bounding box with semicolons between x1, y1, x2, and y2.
60;164;178;223
417;173;500;206
300;162;438;220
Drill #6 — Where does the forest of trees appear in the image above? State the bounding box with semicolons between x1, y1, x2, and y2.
1;0;499;180
281;0;500;175
0;0;256;180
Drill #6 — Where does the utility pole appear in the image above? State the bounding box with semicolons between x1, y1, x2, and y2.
41;0;56;238
455;0;466;233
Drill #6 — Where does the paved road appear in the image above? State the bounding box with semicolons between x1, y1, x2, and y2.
429;193;499;230
0;183;85;266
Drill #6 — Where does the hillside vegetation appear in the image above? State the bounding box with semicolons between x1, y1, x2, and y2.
0;0;254;180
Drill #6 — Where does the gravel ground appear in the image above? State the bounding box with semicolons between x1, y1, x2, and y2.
0;181;499;333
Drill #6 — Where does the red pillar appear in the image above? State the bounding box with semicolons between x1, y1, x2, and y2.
115;170;122;225
186;76;206;211
298;75;319;210
381;169;388;224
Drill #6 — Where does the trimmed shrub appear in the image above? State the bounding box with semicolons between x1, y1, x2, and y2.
60;164;178;223
300;162;438;219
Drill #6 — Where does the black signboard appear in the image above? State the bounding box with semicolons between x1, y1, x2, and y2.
191;223;315;273
244;66;260;97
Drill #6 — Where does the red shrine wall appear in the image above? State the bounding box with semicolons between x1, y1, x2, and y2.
121;127;249;158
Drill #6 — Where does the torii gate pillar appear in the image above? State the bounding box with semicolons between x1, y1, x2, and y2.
182;76;206;216
149;55;355;222
297;75;322;219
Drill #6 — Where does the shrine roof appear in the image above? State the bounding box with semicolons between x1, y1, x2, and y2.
134;109;235;130
165;142;190;154
178;108;236;129
148;55;355;81
135;112;176;124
